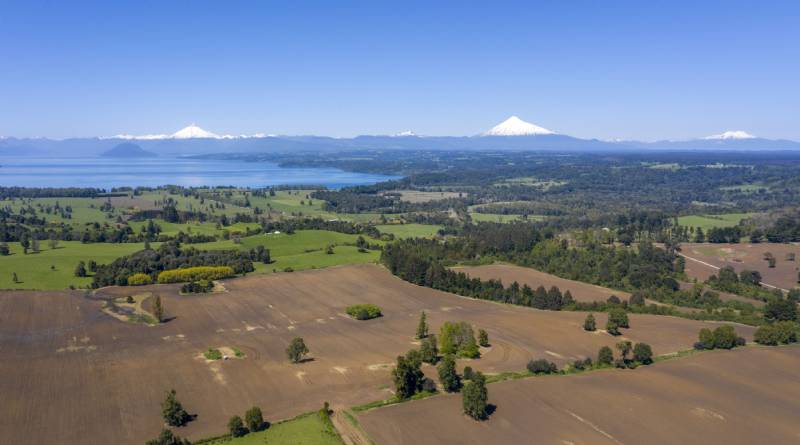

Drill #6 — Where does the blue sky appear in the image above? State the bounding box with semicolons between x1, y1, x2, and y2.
1;1;798;140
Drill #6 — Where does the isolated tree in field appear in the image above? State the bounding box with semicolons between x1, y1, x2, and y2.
0;242;9;256
462;372;488;420
437;354;461;392
12;272;19;283
583;313;596;331
152;296;164;323
416;311;428;339
161;389;191;427
286;337;309;363
478;329;489;347
633;343;653;365
697;328;715;350
31;238;40;253
144;428;192;445
420;334;439;364
597;346;614;366
245;406;265;432
74;261;87;277
228;415;247;437
392;350;425;399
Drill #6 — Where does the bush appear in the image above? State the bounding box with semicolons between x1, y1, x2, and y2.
584;313;596;331
437;355;461;392
204;348;222;360
606;319;621;336
228;415;247;437
145;428;192;445
478;329;490;347
345;304;382;320
157;266;234;284
127;273;153;286
608;308;629;328
421;377;438;393
526;358;558;374
462;366;475;381
696;325;745;350
245;406;265;432
572;357;593;370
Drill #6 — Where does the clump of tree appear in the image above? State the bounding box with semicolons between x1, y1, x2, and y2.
462;371;489;420
597;346;614;366
419;334;439;364
526;358;558;374
440;321;480;358
754;321;799;346
161;389;191;427
180;280;214;294
286;337;309;363
695;325;746;350
228;415;247;438
605;308;629;336
345;303;382;320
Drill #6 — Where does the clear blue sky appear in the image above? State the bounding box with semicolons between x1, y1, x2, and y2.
1;1;798;140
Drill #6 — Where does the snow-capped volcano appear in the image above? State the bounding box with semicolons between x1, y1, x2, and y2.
171;124;220;139
483;116;555;136
703;130;756;140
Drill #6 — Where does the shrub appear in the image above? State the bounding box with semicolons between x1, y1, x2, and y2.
696;325;745;350
478;329;490;347
419;334;438;364
127;273;153;286
345;304;382;320
204;348;222;360
228;415;247;437
145;428;192;445
180;280;213;294
157;266;234;284
608;308;629;328
421;377;437;393
572;357;593;370
286;337;309;363
462;366;475;381
606;319;621;336
527;359;558;374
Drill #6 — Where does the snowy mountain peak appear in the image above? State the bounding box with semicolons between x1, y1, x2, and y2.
483;116;555;136
703;130;756;140
392;130;417;137
171;124;220;139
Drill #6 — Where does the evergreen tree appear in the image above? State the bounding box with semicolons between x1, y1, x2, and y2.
437;355;461;392
245;406;265;432
74;261;87;277
416;311;428;339
583;313;596;331
228;415;247;437
420;334;439;364
478;329;489;347
152;296;164;323
161;389;191;427
392;350;424;399
462;372;488;420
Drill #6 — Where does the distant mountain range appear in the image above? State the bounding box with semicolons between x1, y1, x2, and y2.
101;142;157;158
2;116;799;157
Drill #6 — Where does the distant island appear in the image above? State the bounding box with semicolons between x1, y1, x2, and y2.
101;142;157;158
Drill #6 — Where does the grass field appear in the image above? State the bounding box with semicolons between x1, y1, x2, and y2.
0;230;380;289
127;220;260;237
200;412;344;445
0;241;149;289
376;224;441;238
469;212;534;223
677;213;759;230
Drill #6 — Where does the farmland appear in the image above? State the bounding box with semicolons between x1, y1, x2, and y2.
677;213;759;230
454;264;631;303
358;345;800;445
681;242;800;291
0;264;750;444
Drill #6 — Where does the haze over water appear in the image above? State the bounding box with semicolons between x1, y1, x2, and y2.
0;157;399;190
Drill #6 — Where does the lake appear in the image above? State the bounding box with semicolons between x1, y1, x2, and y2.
0;157;399;189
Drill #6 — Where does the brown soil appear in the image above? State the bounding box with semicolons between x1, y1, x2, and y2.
0;264;754;444
455;264;631;303
358;346;800;445
681;242;800;291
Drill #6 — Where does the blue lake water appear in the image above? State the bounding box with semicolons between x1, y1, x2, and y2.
0;157;399;190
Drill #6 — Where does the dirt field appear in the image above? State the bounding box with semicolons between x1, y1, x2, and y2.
382;190;464;203
358;346;800;445
0;265;753;444
455;264;631;303
681;242;800;291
